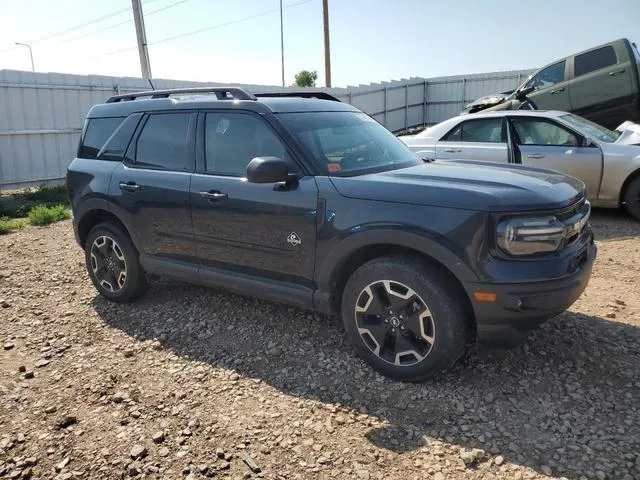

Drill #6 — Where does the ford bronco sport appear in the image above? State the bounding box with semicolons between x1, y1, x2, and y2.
66;87;596;381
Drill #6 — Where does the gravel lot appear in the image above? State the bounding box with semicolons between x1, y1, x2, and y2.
1;211;639;480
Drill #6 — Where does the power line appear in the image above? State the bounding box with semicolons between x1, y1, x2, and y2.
86;0;312;60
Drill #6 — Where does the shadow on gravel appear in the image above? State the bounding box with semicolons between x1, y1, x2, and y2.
93;281;640;480
590;208;640;241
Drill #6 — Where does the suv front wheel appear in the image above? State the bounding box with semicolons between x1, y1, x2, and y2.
341;255;468;381
85;222;148;302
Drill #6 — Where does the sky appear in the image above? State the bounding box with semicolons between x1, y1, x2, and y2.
0;0;638;88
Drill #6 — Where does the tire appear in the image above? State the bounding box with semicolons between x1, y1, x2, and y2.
624;176;640;221
340;255;469;382
84;221;148;303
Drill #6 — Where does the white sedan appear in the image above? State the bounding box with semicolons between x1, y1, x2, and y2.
400;111;640;219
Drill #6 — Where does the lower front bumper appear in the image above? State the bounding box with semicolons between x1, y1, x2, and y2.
466;239;597;347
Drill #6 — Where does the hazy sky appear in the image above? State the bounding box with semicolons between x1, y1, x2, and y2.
0;0;638;87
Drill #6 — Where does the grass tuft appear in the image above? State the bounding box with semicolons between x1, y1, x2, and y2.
24;185;68;204
0;216;26;234
28;204;71;226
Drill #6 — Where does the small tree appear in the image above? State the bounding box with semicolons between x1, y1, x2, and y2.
293;70;318;87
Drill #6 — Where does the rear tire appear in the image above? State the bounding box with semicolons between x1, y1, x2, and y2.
624;176;640;221
340;255;469;381
85;222;148;303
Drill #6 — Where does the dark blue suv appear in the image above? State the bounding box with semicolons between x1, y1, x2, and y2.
67;87;596;381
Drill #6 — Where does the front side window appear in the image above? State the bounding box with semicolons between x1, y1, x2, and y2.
135;113;191;170
204;112;289;177
278;111;420;176
559;114;620;143
526;61;566;91
574;46;617;77
511;118;579;147
79;117;125;159
442;118;504;143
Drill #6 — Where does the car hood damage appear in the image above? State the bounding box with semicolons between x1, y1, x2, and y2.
330;160;586;212
614;121;640;146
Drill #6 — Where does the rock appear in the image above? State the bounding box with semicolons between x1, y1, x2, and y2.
127;461;142;476
112;392;126;403
459;449;475;466
3;341;14;350
615;299;626;305
56;457;70;471
185;474;198;480
130;444;148;459
484;392;495;403
198;464;209;474
239;451;261;472
355;470;370;480
55;416;77;429
100;448;110;457
494;455;504;466
219;461;230;470
541;465;552;475
433;473;445;480
266;347;283;356
0;299;9;308
229;373;240;381
158;447;170;457
123;349;134;358
605;312;617;319
44;405;57;414
216;448;225;459
595;471;606;480
23;371;34;379
259;445;270;454
152;431;165;443
18;365;26;372
24;457;38;466
34;359;50;368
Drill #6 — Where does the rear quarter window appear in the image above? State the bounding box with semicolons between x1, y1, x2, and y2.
574;46;617;77
78;117;125;159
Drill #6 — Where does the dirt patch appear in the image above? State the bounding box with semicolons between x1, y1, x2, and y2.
1;211;639;479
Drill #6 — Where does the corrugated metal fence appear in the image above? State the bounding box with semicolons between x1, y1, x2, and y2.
0;68;533;189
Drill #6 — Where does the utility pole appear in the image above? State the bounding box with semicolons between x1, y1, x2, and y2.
322;0;331;88
14;42;34;72
280;0;285;87
131;0;152;79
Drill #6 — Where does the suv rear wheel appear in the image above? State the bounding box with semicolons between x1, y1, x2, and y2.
341;255;468;381
85;222;148;302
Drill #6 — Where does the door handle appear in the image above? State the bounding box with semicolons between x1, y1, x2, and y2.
119;181;141;192
199;190;228;202
527;153;545;159
609;68;625;76
550;87;565;94
444;148;461;153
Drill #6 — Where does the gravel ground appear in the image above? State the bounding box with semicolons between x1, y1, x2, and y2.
1;211;639;480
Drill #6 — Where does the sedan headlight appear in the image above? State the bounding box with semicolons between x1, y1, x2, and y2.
497;215;566;256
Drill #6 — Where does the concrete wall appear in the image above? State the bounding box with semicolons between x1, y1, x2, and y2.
0;68;533;189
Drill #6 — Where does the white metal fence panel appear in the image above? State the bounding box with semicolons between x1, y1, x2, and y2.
0;68;533;189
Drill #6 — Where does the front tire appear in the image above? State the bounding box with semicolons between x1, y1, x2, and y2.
85;222;148;303
341;255;469;381
624;176;640;221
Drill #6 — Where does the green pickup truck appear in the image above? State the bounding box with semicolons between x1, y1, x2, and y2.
469;38;640;130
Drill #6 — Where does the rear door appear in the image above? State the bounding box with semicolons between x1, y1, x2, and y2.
190;110;318;287
523;60;572;111
109;111;197;263
509;116;603;199
436;117;509;162
568;43;634;126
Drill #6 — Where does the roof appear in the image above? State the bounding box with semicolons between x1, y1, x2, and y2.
88;88;359;118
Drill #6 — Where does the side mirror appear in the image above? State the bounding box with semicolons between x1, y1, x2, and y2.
515;85;535;100
246;156;290;183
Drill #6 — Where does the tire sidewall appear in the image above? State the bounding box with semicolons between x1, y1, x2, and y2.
85;222;145;302
341;256;467;381
625;177;640;221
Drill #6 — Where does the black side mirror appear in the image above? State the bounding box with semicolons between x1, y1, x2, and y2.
246;156;290;183
515;85;535;100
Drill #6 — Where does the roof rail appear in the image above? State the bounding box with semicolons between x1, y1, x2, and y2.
106;87;257;103
254;91;342;102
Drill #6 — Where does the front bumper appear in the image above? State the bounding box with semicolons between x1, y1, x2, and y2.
466;235;597;347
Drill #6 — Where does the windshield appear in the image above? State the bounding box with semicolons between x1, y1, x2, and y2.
559;113;620;143
277;112;421;176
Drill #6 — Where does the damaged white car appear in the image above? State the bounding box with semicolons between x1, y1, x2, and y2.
400;111;640;220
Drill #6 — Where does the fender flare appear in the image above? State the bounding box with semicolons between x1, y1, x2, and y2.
75;197;141;250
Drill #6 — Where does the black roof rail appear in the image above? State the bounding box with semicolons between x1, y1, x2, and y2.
254;91;342;102
106;87;257;103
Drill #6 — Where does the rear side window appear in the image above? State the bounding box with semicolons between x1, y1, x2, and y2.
98;113;143;161
574;46;617;77
79;117;124;159
135;113;191;170
442;118;504;143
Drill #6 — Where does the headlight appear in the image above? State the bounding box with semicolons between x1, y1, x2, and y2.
497;215;566;256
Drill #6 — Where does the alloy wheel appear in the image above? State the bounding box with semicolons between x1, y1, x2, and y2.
90;235;127;292
354;280;435;366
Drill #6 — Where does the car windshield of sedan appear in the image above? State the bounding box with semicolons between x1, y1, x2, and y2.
278;111;422;176
559;113;620;143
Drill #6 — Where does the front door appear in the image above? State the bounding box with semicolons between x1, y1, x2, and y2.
525;60;572;112
436;117;509;162
190;111;318;287
510;116;603;200
110;111;197;262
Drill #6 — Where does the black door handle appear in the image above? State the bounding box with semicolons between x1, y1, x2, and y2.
550;87;565;94
199;190;228;202
119;181;141;192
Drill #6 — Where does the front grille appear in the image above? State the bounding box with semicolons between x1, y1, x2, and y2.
556;198;591;249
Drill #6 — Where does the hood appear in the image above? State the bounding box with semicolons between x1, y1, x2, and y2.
462;90;514;114
330;160;585;212
615;121;640;146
